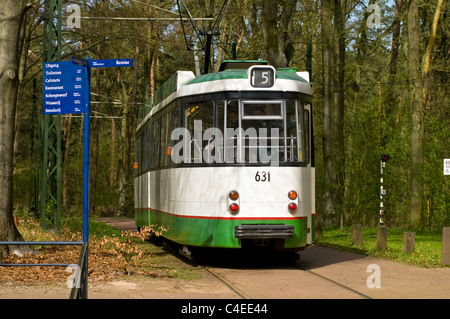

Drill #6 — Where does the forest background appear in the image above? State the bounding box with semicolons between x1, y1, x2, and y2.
6;0;449;233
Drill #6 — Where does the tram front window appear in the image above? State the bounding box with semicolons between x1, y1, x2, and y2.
223;99;305;165
180;99;306;165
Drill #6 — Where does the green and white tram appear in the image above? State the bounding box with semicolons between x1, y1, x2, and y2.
134;60;315;252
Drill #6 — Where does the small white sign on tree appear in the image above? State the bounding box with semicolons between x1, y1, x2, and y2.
444;159;450;175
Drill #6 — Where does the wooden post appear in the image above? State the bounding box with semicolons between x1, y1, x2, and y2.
442;227;450;265
352;224;362;246
376;225;387;250
403;232;415;254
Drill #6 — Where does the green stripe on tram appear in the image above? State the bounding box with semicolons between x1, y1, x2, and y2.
141;209;308;249
135;211;314;248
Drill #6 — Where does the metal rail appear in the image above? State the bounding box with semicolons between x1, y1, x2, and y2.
70;242;88;299
294;264;373;299
0;241;88;299
173;243;372;299
201;266;250;299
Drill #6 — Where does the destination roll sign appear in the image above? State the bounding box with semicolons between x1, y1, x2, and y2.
43;61;87;115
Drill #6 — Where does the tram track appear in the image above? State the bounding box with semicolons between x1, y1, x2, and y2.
292;264;372;299
200;266;252;299
174;245;372;299
202;262;372;300
102;218;365;299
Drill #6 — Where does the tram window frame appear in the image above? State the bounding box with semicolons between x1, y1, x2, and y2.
151;117;161;169
135;131;142;176
240;100;285;164
168;106;179;166
185;101;215;163
286;100;299;163
297;100;307;164
142;123;150;172
158;113;166;167
241;100;283;120
163;112;172;167
303;103;311;164
167;95;310;167
223;100;240;163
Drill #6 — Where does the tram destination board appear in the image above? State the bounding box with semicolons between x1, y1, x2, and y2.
43;61;87;115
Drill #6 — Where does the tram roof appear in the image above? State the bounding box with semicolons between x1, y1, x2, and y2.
185;68;309;85
137;60;312;126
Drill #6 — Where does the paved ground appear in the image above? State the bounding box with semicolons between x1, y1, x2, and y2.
3;217;446;300
299;245;450;299
96;217;139;232
97;217;450;299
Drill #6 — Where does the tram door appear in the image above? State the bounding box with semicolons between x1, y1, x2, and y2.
304;102;315;245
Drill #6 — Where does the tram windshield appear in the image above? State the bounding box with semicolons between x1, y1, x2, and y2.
184;99;308;165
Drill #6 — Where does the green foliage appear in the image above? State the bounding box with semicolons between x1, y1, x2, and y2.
316;226;447;268
63;217;123;238
10;0;450;231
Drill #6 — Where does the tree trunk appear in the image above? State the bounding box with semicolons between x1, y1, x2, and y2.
122;43;139;217
0;1;29;257
334;0;345;228
90;44;101;215
422;0;444;110
110;111;117;189
117;42;139;218
260;0;297;68
382;0;402;146
321;0;339;225
388;0;402;84
408;0;423;226
117;80;129;217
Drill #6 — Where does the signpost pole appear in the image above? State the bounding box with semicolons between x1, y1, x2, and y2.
379;154;389;226
82;58;90;244
42;56;132;299
81;58;90;299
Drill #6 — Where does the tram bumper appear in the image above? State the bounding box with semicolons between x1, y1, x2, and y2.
234;225;295;238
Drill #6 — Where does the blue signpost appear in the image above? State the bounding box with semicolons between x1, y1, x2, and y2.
43;61;88;115
89;58;133;68
43;56;133;243
41;57;132;297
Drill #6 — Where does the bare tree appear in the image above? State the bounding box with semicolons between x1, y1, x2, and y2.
321;0;344;226
0;0;30;256
408;0;423;226
260;0;297;68
409;0;444;226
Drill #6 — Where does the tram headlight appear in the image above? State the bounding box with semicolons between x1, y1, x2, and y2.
288;190;299;213
228;190;240;214
229;190;239;201
288;203;298;212
288;190;297;200
229;203;239;213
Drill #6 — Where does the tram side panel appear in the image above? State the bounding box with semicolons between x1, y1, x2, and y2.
134;173;150;229
146;166;312;250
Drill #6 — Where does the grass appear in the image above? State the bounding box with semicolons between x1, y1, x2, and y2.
315;226;447;268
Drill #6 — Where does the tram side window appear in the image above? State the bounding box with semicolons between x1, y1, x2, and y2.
159;113;169;167
151;118;160;169
135;133;141;176
142;124;150;172
168;107;179;165
286;100;299;162
185;101;214;163
304;104;311;163
223;100;239;163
